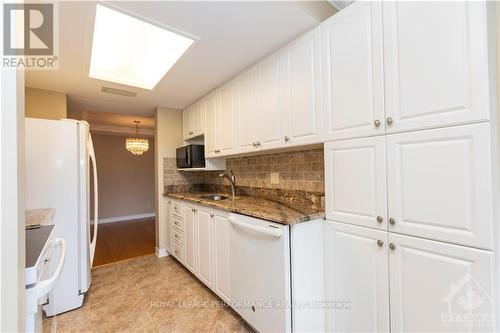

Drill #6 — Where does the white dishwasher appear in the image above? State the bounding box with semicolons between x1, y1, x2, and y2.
228;213;292;333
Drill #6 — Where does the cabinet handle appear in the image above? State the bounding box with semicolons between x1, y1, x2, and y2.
374;119;381;128
389;243;396;251
386;117;393;126
389;218;395;226
174;234;178;239
189;131;194;135
257;142;261;146
376;216;383;223
284;136;290;142
252;142;257;147
215;149;220;153
210;213;214;218
377;240;384;247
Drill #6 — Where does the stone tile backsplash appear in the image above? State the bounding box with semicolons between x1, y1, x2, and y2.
163;147;325;193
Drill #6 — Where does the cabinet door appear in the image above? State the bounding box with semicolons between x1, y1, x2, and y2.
183;205;196;273
204;93;218;158
218;83;238;155
213;212;231;302
193;100;205;137
389;233;494;332
259;53;284;149
325;136;387;230
237;68;259;153
324;221;389;332
182;106;194;140
282;27;322;145
165;198;171;253
196;208;213;288
387;123;493;249
383;2;490;133
322;1;385;141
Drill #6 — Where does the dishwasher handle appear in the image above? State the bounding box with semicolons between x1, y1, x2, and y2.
228;216;282;238
36;238;66;298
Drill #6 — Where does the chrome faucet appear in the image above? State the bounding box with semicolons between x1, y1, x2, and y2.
219;170;236;200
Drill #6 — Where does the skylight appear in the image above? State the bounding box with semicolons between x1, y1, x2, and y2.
89;5;194;90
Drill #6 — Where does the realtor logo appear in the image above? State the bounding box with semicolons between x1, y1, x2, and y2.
2;2;58;69
3;3;53;55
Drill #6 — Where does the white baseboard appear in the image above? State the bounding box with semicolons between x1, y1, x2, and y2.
98;212;155;224
155;247;169;258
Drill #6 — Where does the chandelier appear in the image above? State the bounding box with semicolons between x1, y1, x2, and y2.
126;120;149;155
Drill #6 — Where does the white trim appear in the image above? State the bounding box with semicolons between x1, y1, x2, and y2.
98;212;155;224
155;247;169;258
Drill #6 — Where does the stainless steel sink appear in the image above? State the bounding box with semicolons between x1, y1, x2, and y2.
199;194;229;201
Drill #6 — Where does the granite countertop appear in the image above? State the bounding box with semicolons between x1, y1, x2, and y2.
26;208;55;227
164;191;324;225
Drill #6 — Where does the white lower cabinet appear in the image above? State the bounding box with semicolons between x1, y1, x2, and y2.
324;220;495;333
196;207;214;288
324;221;389;333
183;204;197;274
389;233;494;332
213;211;231;303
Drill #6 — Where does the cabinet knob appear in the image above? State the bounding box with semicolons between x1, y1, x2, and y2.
284;136;290;142
374;119;381;128
376;216;383;223
386;117;393;126
252;142;257;147
389;218;395;225
256;141;261;146
215;149;220;153
189;131;194;135
377;240;384;247
210;213;214;218
174;234;178;238
389;243;396;251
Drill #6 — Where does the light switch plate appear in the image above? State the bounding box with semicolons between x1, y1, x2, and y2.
271;172;280;184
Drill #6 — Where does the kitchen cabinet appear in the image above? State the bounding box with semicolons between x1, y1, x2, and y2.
169;200;184;263
196;207;213;288
218;82;238;155
324;136;387;231
164;197;172;253
383;1;490;134
236;67;259;153
322;1;385;141
213;211;231;303
183;204;197;273
182;100;205;140
388;233;494;332
259;53;285;149
281;26;323;146
324;221;389;332
387;123;493;250
204;92;219;157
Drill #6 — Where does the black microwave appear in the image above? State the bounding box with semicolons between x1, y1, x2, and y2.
176;145;205;169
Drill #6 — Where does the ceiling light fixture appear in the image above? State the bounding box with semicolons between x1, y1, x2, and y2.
126;121;149;155
89;4;194;90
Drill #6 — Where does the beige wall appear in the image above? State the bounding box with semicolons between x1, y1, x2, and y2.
155;107;183;251
92;134;155;219
25;87;67;120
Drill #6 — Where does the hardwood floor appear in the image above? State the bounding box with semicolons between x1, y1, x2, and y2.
92;218;155;267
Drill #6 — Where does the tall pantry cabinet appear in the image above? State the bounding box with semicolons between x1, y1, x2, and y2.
323;2;498;332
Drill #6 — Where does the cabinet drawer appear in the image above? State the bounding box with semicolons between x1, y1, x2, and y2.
172;201;182;217
172;242;184;262
173;229;184;244
172;216;183;230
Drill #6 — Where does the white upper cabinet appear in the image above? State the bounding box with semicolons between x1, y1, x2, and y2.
322;1;385;141
204;92;219;157
383;1;490;133
182;101;205;140
236;67;259;153
259;53;285;149
282;27;323;146
387;123;493;250
389;233;494;332
324;221;390;333
325;136;387;231
217;83;238;156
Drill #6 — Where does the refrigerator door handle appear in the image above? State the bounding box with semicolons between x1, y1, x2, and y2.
88;134;98;266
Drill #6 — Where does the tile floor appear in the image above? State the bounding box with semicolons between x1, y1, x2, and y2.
43;255;253;332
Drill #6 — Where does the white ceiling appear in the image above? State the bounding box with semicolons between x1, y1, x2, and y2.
26;1;335;116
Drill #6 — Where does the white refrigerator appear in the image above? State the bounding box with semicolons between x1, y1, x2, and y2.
25;118;99;316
